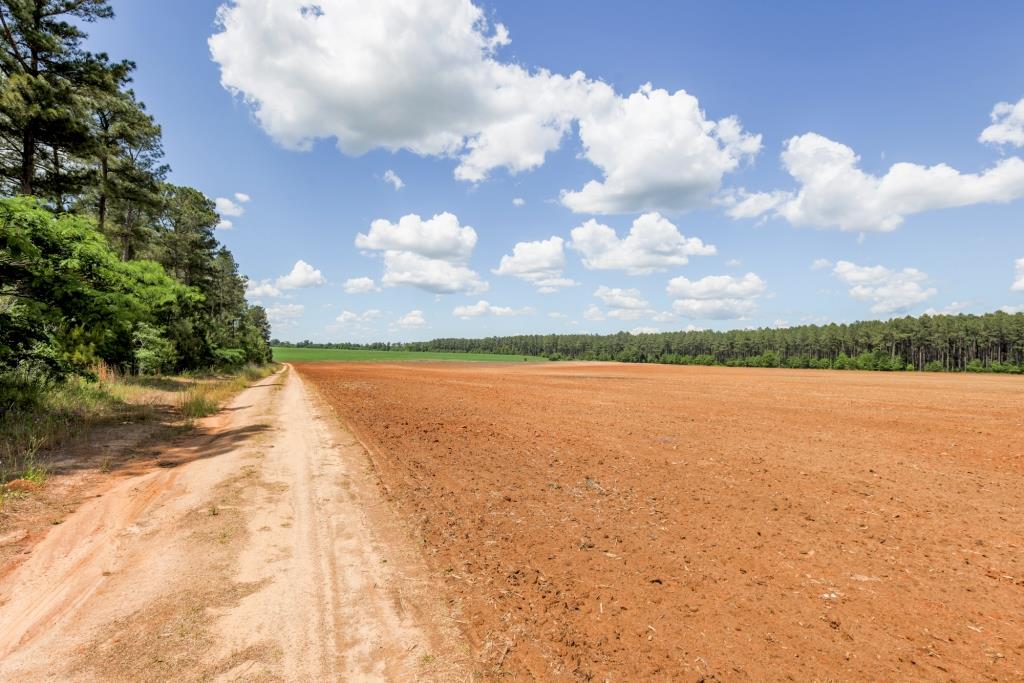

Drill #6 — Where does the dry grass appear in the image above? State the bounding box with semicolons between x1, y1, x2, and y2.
0;364;277;495
178;365;277;420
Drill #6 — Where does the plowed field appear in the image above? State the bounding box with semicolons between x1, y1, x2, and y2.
297;361;1024;681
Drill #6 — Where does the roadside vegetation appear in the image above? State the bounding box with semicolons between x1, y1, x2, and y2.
0;1;278;500
0;363;276;497
177;364;277;419
275;311;1024;373
1;1;273;446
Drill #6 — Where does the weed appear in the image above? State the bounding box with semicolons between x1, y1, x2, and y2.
179;389;220;419
177;364;278;420
22;458;47;486
0;363;277;490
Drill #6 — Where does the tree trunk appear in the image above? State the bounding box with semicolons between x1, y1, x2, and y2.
98;156;108;230
19;125;35;195
52;146;63;210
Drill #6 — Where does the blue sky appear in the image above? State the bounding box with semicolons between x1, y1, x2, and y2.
88;1;1024;341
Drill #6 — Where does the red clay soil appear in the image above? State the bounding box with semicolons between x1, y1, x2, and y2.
296;361;1024;681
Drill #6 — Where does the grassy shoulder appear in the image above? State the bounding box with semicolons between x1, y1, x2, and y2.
272;347;547;363
1;364;278;497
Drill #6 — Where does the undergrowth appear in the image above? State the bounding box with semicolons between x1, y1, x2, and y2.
178;365;277;420
0;364;277;496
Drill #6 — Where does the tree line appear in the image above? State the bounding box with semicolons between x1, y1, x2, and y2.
1;1;270;405
275;311;1024;373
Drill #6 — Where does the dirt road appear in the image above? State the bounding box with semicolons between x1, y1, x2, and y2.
0;367;466;681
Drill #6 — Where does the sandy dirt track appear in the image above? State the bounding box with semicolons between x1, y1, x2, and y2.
297;361;1024;681
0;367;467;681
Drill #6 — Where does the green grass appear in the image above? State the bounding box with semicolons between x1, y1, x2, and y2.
271;347;548;363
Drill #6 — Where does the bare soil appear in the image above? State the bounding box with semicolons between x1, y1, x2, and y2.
297;361;1024;681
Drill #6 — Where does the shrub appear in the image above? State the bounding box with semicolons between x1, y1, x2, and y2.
989;361;1022;374
0;362;53;410
212;347;246;369
133;323;177;375
834;353;853;370
965;359;985;373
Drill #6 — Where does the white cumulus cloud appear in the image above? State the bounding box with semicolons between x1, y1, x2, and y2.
383;169;404;190
245;260;326;299
1012;257;1024;292
380;251;488;294
666;272;766;320
562;84;760;214
266;303;304;328
334;309;381;324
493;236;575;292
923;301;971;316
356;212;477;261
980;98;1024;147
209;0;754;210
586;286;664;322
569;212;715;275
216;194;249;217
671;299;758;319
832;260;936;315
276;260;327;289
357;213;487;294
727;132;1024;231
452;300;532;319
210;0;611;183
594;286;649;310
343;277;378;294
245;280;281;298
216;219;233;230
396;309;426;329
512;197;525;207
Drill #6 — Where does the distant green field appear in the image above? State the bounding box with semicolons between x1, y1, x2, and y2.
272;347;548;363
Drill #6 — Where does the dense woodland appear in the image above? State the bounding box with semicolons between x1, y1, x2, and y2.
275;311;1024;373
0;1;270;406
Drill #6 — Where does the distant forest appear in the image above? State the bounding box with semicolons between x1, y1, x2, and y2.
274;311;1024;373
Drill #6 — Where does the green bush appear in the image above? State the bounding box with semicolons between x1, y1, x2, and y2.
212;347;246;369
965;359;985;373
133;323;177;375
989;361;1022;374
0;362;53;410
